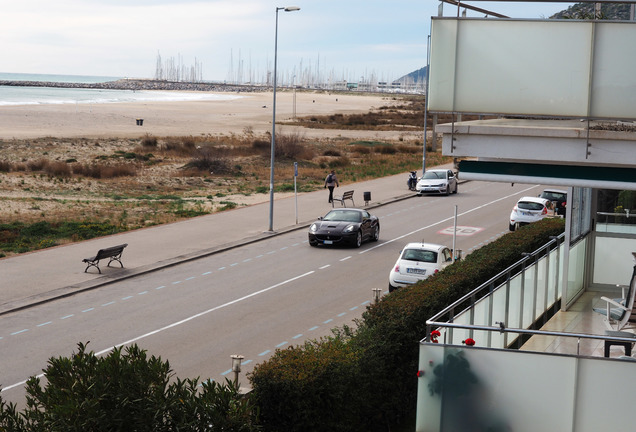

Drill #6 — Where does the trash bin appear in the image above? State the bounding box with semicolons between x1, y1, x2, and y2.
136;118;144;126
363;191;371;205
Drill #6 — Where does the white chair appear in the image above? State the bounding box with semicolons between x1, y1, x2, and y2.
593;252;636;331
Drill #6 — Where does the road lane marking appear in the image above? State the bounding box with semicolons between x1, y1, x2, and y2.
3;270;316;393
92;271;315;357
11;329;28;336
360;184;538;254
319;264;330;270
259;350;271;356
37;322;52;327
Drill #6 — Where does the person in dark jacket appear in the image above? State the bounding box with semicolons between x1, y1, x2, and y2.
324;170;339;203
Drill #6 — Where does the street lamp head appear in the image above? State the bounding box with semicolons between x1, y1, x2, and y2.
282;6;300;12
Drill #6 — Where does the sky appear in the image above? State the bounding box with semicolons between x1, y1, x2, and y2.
1;1;573;84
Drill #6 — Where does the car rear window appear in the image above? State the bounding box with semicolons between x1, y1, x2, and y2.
541;192;566;201
518;201;545;211
403;249;437;263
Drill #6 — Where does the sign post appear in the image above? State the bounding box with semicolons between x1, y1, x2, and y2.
294;162;298;224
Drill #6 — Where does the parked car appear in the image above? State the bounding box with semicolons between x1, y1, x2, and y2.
539;188;567;216
308;208;380;248
509;196;551;231
388;242;453;292
416;169;458;196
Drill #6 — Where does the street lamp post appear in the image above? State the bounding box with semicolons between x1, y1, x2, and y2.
269;5;300;232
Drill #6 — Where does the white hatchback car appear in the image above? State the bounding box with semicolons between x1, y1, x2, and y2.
509;196;551;231
416;169;458;196
388;242;453;292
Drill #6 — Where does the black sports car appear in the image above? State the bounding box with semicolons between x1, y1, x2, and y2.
308;208;380;248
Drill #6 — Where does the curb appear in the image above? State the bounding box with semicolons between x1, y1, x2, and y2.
0;192;418;317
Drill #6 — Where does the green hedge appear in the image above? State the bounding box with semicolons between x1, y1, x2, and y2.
249;218;565;431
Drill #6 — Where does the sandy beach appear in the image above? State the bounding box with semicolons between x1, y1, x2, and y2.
0;90;408;140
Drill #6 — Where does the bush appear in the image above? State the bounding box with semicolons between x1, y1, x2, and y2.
0;342;262;431
141;134;158;148
185;147;231;174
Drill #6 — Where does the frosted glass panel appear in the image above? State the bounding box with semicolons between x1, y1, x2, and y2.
522;269;536;327
428;19;458;111
575;358;636;432
592;236;636;285
453;20;591;116
591;23;636;118
416;345;576;432
429;18;636;120
566;239;587;304
417;344;635;432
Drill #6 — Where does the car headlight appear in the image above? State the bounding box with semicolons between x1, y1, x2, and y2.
310;223;318;232
344;224;356;233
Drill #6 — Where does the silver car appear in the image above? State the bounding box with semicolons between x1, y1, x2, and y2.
416;169;458;196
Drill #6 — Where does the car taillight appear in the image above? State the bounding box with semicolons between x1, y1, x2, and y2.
394;265;400;272
513;205;518;212
542;207;548;215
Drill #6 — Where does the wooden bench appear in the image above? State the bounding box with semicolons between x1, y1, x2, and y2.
82;243;128;274
332;190;355;208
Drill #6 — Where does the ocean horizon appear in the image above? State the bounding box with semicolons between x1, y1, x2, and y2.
0;72;242;106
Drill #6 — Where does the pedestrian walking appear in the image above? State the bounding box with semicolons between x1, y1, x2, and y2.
324;170;339;203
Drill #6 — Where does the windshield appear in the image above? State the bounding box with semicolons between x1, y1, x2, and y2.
323;210;361;223
422;171;445;180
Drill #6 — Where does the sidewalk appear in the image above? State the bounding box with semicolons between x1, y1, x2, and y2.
0;171;423;316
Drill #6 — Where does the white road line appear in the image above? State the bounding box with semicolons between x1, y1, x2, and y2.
2;270;316;394
360;184;538;254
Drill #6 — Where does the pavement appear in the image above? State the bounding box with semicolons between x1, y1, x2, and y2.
0;169;444;316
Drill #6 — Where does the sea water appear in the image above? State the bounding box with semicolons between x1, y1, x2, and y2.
0;72;240;106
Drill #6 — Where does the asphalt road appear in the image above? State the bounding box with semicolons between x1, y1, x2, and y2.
0;180;544;403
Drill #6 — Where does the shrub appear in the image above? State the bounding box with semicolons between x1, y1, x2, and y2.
274;132;313;160
323;149;341;157
0;160;12;172
252;139;270;153
26;158;48;172
0;342;261;431
374;145;397;155
44;161;72;177
185;147;231;174
141;134;158;148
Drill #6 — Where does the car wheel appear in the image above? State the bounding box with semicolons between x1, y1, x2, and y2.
389;284;397;293
354;231;362;248
371;225;380;242
509;223;516;232
445;187;450;196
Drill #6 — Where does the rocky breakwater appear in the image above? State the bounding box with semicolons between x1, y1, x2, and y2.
0;79;266;93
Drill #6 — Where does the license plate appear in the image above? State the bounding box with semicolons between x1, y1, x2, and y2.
521;211;531;216
323;240;333;245
407;268;426;275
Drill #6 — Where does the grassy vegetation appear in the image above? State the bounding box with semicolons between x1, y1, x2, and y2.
0;97;452;257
